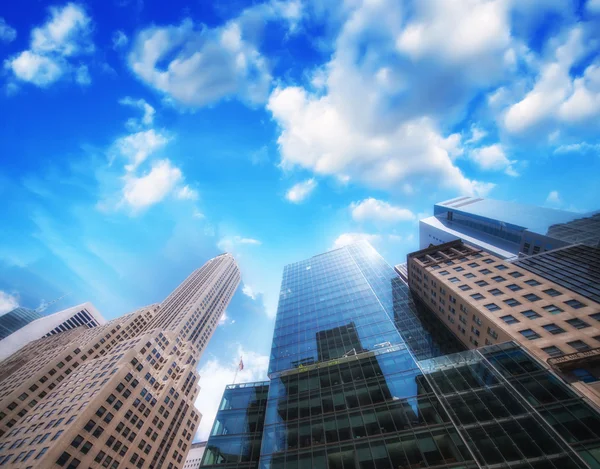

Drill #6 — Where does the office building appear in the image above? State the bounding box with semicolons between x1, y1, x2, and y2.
420;196;596;259
0;303;106;361
204;241;600;469
0;308;42;342
0;252;240;468
183;441;206;469
201;382;268;468
407;239;600;407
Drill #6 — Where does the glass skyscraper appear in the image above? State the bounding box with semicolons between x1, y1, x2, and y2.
0;307;41;341
202;241;600;469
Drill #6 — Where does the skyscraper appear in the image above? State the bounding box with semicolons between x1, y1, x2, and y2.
0;253;240;468
202;241;600;469
420;196;595;258
0;308;42;341
0;303;106;361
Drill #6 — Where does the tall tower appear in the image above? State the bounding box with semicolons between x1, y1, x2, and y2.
0;253;240;469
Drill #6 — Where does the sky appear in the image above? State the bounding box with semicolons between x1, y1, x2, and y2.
1;0;600;442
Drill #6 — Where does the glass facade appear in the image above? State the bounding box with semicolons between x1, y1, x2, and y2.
0;307;41;340
205;241;600;469
202;382;269;468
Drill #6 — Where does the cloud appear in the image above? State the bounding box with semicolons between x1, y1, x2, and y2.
332;233;382;250
553;142;600;154
546;190;561;205
217;236;261;252
465;125;487;144
119;97;156;129
218;311;235;326
285;178;316;203
0;17;17;43
112;30;128;49
175;185;199;201
112;129;169;172
588;0;600;13
350;198;415;223
0;291;19;315
121;159;183;211
195;347;269;441
4;3;93;87
469;144;518;176
242;284;256;300
503;26;600;134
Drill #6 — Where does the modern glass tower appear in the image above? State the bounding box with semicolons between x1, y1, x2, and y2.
202;241;600;469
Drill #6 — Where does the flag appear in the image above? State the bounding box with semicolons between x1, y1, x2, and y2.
238;357;244;371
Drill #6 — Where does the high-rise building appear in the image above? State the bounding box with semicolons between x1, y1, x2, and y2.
183;441;206;469
0;303;106;361
0;308;42;342
0;253;240;469
407;239;600;407
419;196;596;258
203;241;600;469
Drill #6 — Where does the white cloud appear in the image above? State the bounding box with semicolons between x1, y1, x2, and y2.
112;30;128;49
332;233;381;250
175;185;199;201
546;190;561;205
4;3;93;87
242;284;257;300
465;125;487;144
469;144;518;176
121;159;183;211
350;198;415;223
553;142;600;154
588;0;600;13
217;236;261;252
503;27;600;134
0;291;19;316
0;17;17;43
119;97;156;128
113;129;169;172
285;178;317;203
128;19;271;107
195;347;269;441
75;64;90;85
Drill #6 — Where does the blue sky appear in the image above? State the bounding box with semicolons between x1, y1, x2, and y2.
1;0;600;440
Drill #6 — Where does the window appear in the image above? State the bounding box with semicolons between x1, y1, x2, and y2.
520;309;540;319
491;275;506;283
566;318;590;329
543;288;561;297
483;259;494;264
542;346;564;358
506;284;522;292
567;340;591;352
459;284;472;291
470;293;485;300
488;288;503;296
475;280;488;287
81;441;92;454
448;277;459;283
454;266;464;272
439;271;449;276
495;264;507;271
468;262;479;268
70;436;83;448
509;271;523;278
565;299;586;309
56;451;71;466
542;323;566;335
464;273;476;279
571;369;598;383
523;293;541;302
480;268;492;275
504;298;521;307
484;303;500;312
520;329;541;340
590;312;600;322
543;304;563;315
66;458;80;469
35;447;49;460
525;279;541;286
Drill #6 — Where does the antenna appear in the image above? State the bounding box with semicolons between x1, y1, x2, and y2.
36;292;71;313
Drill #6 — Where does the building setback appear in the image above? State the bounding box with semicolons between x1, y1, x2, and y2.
203;241;600;469
407;239;600;408
0;303;106;361
0;252;240;469
183;441;207;469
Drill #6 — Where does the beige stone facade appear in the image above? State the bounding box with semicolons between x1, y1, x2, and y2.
0;253;240;469
407;240;600;407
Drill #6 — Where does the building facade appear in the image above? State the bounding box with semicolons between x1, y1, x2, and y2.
0;252;240;469
0;302;106;361
419;196;596;259
184;441;207;469
407;240;600;407
203;241;600;469
201;382;269;468
0;308;42;342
